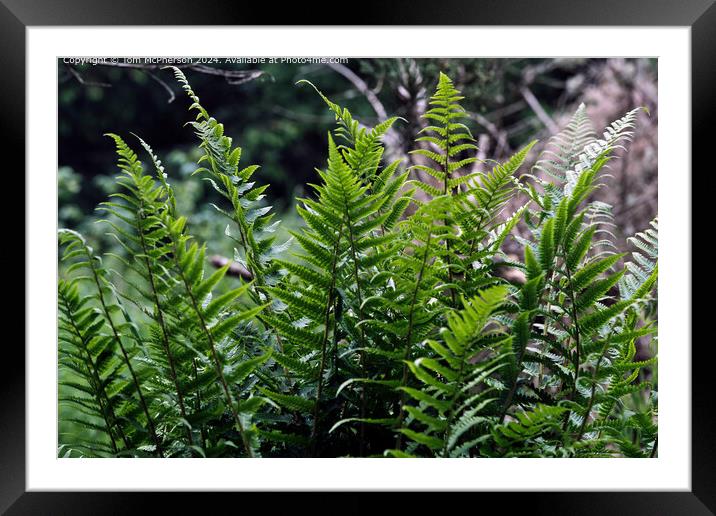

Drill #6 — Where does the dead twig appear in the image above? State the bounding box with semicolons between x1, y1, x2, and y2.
520;85;559;134
66;61;268;100
209;255;253;281
143;69;175;103
65;64;112;88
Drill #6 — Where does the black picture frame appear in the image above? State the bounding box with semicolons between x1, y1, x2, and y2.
4;1;712;513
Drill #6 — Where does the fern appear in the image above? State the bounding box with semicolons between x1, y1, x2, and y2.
532;103;596;183
411;72;479;197
620;218;658;302
98;133;200;452
409;73;481;306
330;195;453;449
58;278;130;456
58;69;657;459
491;403;569;457
90;132;269;456
297;79;402;184
169;66;288;334
504;106;657;446
453;140;537;297
59;229;162;456
390;285;511;457
262;87;409;456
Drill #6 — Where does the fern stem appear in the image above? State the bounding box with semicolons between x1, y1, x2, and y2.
331;296;340;381
575;338;612;441
339;178;370;456
136;209;194;447
499;343;531;424
59;291;124;453
442;115;457;307
233;212;264;287
84;246;164;457
192;358;208;449
498;299;551;423
499;265;558;424
441;346;470;457
169;237;254;458
560;258;584;433
80;345;124;452
395;230;433;449
310;224;344;456
537;270;557;390
230;210;290;360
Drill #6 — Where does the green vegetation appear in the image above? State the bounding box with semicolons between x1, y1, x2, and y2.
58;68;657;458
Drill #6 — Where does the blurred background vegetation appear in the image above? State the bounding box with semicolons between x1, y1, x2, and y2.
58;58;657;451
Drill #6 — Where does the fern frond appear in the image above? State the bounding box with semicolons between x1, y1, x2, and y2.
491;404;567;456
533;103;596;182
58;279;129;456
620;218;658;302
409;72;478;198
59;229;163;456
169;65;288;301
100;133;198;450
298;80;403;183
398;285;511;457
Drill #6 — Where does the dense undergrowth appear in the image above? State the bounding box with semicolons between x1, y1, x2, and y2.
58;68;657;458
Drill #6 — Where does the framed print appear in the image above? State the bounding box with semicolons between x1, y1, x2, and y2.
4;0;713;513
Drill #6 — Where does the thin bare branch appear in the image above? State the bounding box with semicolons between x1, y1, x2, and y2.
143;69;175;103
520;85;559;134
65;64;112;88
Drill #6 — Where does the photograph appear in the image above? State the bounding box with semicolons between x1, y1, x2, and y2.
56;56;659;459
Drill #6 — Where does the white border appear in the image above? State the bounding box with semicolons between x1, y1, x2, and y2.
27;27;690;491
